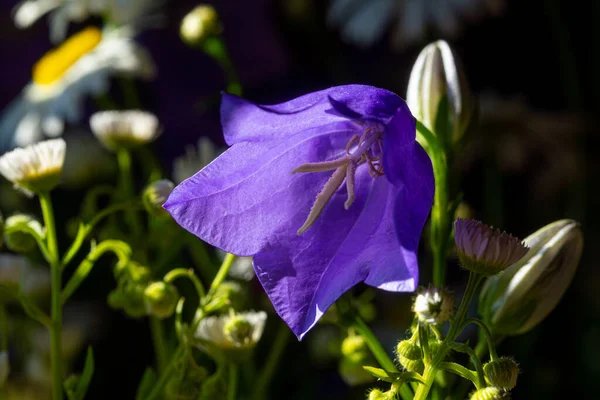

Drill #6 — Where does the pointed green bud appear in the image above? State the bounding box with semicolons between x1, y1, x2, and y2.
144;281;179;319
4;214;44;253
338;357;375;386
407;40;474;145
413;286;454;324
479;220;583;335
484;357;519;390
470;386;511;400
143;179;174;217
180;5;222;47
341;335;369;364
396;340;422;361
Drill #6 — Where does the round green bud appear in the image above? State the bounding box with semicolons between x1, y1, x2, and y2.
341;335;369;364
398;357;424;374
144;281;179;319
4;214;42;253
484;357;519;390
396;340;422;361
470;386;511;400
180;5;222;47
143;179;174;217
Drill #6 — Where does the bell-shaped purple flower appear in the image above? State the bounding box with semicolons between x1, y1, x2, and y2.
164;85;434;339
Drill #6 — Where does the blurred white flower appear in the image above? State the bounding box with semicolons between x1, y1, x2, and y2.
0;26;155;151
195;310;267;350
173;137;222;184
90;110;161;151
328;0;504;49
13;0;163;43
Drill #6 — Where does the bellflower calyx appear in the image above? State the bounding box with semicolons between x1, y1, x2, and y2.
165;85;434;339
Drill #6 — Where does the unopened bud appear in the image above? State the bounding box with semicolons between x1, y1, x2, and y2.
180;5;222;47
341;335;369;364
407;40;474;145
143;179;174;217
479;220;583;335
413;287;454;324
470;386;511;400
144;281;179;318
484;357;519;390
4;214;43;253
396;339;422;361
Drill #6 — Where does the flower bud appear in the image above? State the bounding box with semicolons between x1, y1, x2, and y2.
455;219;529;276
143;179;174;217
413;287;454;324
0;351;10;387
484;357;519;390
479;220;583;335
396;339;422;361
338;357;374;386
144;281;179;319
470;386;511;400
180;5;222;47
407;40;474;144
341;335;369;364
4;214;44;253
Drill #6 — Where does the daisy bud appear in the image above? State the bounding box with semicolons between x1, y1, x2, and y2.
396;339;424;374
454;219;529;276
413;287;454;324
143;179;174;217
90;110;161;151
470;386;511;400
407;40;474;144
4;214;43;253
144;281;179;319
180;5;222;47
341;335;369;364
0;351;9;387
484;357;519;390
0;139;65;195
479;220;583;335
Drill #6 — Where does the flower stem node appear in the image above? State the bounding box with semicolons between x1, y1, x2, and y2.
407;40;474;146
90;110;161;151
180;5;223;47
455;219;529;276
4;214;44;253
413;286;454;324
479;219;583;335
143;179;174;217
143;281;179;319
0;139;66;195
483;357;518;390
470;386;511;400
367;388;395;400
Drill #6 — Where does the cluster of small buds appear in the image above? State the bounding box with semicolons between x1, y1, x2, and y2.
107;262;152;318
143;179;174;218
90;110;161;151
3;214;44;253
180;5;222;47
470;386;511;400
413;286;454;325
455;219;529;276
0;138;66;195
483;357;519;390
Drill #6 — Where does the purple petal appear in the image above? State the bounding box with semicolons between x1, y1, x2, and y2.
328;85;403;119
164;121;359;256
254;170;414;339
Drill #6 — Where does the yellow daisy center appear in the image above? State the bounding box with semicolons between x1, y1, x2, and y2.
32;27;102;85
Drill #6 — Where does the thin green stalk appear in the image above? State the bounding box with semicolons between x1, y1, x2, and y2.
208;253;236;294
351;316;413;400
413;272;483;400
465;318;498;361
253;323;291;400
228;363;238;400
150;317;168;376
440;362;478;386
39;192;63;400
117;149;142;236
164;268;206;299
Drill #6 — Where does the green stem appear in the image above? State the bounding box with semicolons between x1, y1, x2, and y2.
253;323;291;400
117;149;142;236
208;253;236;295
351;316;413;400
39;192;63;400
150;317;168;376
448;342;485;389
164;268;206;299
203;37;242;95
440;362;478;386
227;363;238;400
465;318;498;361
413;272;483;400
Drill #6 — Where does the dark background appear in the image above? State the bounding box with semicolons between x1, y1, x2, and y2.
0;0;597;398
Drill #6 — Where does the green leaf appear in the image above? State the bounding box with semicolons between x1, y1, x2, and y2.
135;367;156;400
64;347;94;400
362;366;426;385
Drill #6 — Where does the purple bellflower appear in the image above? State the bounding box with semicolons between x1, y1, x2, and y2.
164;85;434;339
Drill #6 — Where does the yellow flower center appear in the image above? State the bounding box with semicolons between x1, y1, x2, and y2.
32;27;102;85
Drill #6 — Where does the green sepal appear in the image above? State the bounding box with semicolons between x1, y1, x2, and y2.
362;366;426;384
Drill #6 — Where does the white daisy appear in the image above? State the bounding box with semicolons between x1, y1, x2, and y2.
0;26;155;151
413;286;454;324
0;139;65;194
195;310;267;350
90;110;160;151
13;0;163;43
173;137;221;184
328;0;504;49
